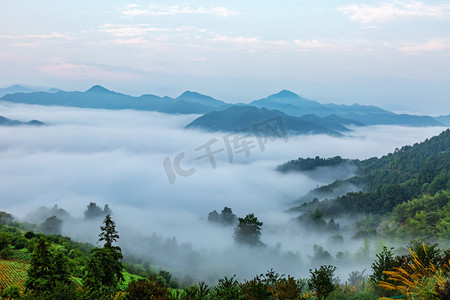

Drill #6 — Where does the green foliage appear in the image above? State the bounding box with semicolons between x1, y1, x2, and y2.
0;232;9;251
369;246;395;285
208;207;237;226
239;275;273;299
297;209;340;232
210;275;243;300
391;190;450;239
41;215;62;235
99;214;120;248
1;284;20;299
84;202;111;220
25;238;73;297
312;244;332;263
408;241;442;268
277;156;348;172
181;281;210;299
271;276;304;300
126;278;169;300
308;265;337;300
234;213;263;247
83;214;123;297
294;129;450;216
0;211;15;226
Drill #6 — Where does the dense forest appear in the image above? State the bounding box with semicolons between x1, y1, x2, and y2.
288;129;449;241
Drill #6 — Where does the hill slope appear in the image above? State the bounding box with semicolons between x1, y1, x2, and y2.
287;129;450;215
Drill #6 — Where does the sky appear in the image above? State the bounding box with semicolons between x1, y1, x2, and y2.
1;0;450;114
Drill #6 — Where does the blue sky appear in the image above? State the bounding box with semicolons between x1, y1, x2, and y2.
1;0;449;114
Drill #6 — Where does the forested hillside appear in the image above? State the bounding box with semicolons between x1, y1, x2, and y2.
289;129;449;214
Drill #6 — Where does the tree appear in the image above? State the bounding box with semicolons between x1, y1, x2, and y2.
84;202;103;220
99;214;120;248
0;232;9;251
234;213;263;246
126;278;168;300
370;246;395;284
83;214;123;297
208;210;220;223
41;215;62;235
25;238;72;296
0;211;15;225
220;207;237;225
308;265;337;300
208;207;237;226
210;275;242;300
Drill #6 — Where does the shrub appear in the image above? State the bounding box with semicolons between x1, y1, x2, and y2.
126;278;169;300
308;265;337;300
2;285;20;299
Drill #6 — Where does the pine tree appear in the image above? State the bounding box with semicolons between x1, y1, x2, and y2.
234;213;263;246
83;214;123;297
25;238;71;296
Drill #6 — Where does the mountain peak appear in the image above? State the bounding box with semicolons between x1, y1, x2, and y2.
274;89;299;98
86;85;111;93
176;91;226;107
178;91;209;99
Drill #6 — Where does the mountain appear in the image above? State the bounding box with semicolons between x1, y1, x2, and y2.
1;86;445;127
0;85;36;97
339;112;444;127
288;129;450;216
0;115;44;126
160;91;230;114
175;91;227;108
435;115;450;126
250;90;443;127
250;90;332;116
186;106;343;136
0;86;226;114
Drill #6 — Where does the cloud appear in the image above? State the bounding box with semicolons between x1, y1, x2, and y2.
294;39;337;51
99;24;168;37
40;63;139;80
121;4;239;18
210;34;288;51
339;1;450;23
0;102;446;281
396;39;449;54
0;32;68;40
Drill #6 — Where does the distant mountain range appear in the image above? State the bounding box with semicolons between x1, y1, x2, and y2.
0;85;446;135
186;106;361;136
0;115;44;126
1;85;229;115
0;85;60;98
435;115;450;126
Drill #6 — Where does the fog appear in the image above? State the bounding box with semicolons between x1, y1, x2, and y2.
0;101;446;283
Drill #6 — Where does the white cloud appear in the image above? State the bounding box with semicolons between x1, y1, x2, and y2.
99;24;168;37
339;1;450;23
40;63;139;80
396;39;449;54
210;34;288;51
294;39;335;51
121;4;239;18
0;32;68;40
